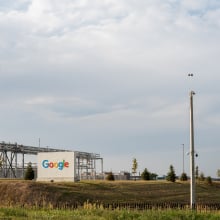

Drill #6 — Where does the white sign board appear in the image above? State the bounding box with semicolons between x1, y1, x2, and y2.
37;152;76;182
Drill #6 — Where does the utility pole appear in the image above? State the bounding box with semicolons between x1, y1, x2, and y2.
189;90;196;209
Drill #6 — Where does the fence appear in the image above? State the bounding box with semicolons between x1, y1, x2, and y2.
95;202;220;211
55;202;220;211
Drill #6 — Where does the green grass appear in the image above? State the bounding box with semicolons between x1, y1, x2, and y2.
0;180;220;219
0;207;219;220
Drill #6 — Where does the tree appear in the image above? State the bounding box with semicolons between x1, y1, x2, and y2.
24;162;35;180
150;173;158;180
141;168;150;180
166;165;176;182
206;176;212;185
141;169;158;180
132;158;138;180
106;172;115;181
199;172;205;181
217;169;220;178
180;172;188;181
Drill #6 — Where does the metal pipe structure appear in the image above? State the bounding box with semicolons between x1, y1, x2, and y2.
189;91;196;209
0;142;103;180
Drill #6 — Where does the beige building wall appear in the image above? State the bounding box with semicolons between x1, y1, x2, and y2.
37;152;76;182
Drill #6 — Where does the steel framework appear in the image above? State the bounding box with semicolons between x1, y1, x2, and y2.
75;151;103;180
0;141;103;180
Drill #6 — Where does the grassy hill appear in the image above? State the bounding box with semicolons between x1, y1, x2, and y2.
0;180;219;208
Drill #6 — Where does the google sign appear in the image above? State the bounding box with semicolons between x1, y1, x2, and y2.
42;159;69;170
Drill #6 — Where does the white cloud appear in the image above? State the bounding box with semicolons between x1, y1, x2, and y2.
0;0;220;177
25;96;56;105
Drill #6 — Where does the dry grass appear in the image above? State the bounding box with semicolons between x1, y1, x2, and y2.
0;180;219;208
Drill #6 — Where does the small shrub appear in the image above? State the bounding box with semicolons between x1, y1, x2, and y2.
180;172;188;181
199;172;205;181
206;176;212;185
106;172;115;181
141;168;150;180
24;162;35;180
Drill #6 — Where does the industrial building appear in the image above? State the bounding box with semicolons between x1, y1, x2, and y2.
0;141;103;181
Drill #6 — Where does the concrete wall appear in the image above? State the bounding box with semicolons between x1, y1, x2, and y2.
37;152;76;182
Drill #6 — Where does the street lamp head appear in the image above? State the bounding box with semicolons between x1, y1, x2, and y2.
189;91;196;96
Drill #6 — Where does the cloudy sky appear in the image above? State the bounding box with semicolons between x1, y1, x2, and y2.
0;0;220;177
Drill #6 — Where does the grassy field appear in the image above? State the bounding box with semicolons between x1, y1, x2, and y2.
0;180;219;219
0;207;220;220
0;179;219;208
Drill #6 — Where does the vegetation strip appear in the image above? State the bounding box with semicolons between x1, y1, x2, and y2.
0;180;220;209
0;207;220;220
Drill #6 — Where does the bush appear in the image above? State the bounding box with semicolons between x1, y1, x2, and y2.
180;172;188;181
166;165;176;182
206;176;212;185
199;172;205;181
141;168;150;180
24;163;35;180
106;172;115;181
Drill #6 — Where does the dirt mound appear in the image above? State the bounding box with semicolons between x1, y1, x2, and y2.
0;180;74;208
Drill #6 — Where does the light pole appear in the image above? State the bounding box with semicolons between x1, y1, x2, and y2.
189;90;196;209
